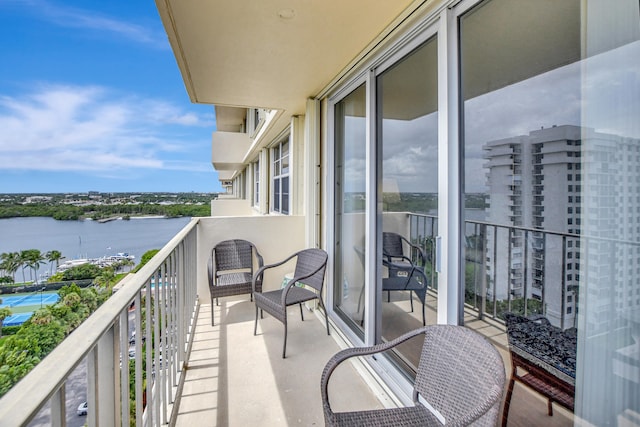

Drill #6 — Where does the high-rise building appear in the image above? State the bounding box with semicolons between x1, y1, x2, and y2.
484;125;639;329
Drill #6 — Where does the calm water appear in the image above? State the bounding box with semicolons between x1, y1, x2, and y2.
0;216;191;279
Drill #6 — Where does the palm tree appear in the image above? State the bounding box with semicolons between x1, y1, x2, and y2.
22;249;45;284
46;250;64;276
18;250;30;283
1;252;21;283
94;267;116;289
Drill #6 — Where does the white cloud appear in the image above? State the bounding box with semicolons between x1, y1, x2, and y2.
0;84;213;173
6;0;167;49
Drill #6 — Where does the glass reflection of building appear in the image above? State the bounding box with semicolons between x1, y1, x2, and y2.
483;125;640;331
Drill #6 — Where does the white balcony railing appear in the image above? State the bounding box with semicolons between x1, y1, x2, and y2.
0;219;200;427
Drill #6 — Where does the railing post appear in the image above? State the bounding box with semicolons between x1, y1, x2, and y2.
523;230;529;316
479;223;487;320
134;292;143;427
50;385;65;427
119;310;130;427
177;241;186;368
561;235;567;330
160;260;168;424
88;325;117;426
507;227;513;313
145;278;154;426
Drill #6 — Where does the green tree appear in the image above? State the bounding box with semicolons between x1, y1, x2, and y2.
0;252;20;283
61;263;101;281
45;250;64;276
94;267;116;289
132;249;159;273
18;250;30;283
23;250;45;284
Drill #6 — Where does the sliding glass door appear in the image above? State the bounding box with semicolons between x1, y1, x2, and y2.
333;83;367;338
375;35;439;373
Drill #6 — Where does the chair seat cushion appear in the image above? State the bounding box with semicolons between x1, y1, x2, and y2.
330;404;443;427
256;285;318;308
216;272;252;287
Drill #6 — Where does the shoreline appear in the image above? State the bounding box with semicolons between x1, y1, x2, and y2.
93;215;168;223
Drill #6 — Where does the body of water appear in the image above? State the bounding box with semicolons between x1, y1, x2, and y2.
0;216;191;281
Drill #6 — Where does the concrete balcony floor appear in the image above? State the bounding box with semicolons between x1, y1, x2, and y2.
175;296;574;426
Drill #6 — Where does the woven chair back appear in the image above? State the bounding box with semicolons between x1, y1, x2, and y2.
382;232;404;258
214;239;255;272
415;325;505;427
292;248;328;292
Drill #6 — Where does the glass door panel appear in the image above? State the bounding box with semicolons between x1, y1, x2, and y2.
460;0;581;326
334;83;367;337
376;36;438;374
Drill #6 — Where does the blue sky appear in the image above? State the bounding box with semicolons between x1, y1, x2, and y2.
0;0;222;193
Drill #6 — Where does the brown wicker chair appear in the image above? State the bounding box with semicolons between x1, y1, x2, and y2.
321;325;505;427
208;239;263;326
253;248;329;358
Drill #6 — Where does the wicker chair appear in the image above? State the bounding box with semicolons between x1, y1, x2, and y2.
382;232;429;317
353;233;429;326
208;239;263;326
321;325;506;427
253;248;329;358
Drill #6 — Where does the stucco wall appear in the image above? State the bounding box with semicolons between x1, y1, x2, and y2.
196;215;306;300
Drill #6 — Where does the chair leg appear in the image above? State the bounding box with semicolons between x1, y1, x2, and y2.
299;303;304;321
547;399;554;416
409;290;414;312
356;285;364;313
211;296;215;326
387;290;390;302
254;305;259;335
282;319;288;358
501;377;516;427
320;299;330;336
422;301;426;326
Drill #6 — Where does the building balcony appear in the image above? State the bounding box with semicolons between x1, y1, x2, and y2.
211;131;253;172
0;215;575;427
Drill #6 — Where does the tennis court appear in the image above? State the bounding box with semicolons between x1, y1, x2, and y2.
0;293;60;308
3;312;33;327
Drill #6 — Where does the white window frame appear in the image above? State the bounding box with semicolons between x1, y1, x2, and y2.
271;136;290;215
253;161;260;208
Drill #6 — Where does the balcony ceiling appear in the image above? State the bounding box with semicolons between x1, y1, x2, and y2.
156;0;417;117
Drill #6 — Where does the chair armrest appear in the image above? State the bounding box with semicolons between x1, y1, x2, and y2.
256;252;264;269
399;236;427;265
321;327;427;417
252;251;300;293
280;261;326;306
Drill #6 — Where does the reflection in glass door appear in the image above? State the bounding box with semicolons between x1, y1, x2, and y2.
334;83;367;337
376;36;438;373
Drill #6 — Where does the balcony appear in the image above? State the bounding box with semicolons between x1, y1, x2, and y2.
0;216;575;427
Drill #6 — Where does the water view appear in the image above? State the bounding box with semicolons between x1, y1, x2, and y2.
0;216;192;280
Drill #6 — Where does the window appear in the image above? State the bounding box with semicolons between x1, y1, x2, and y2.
253;161;260;207
272;138;290;214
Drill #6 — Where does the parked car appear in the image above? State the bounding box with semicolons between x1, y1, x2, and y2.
77;401;87;416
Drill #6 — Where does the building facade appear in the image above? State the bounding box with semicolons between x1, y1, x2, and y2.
157;0;640;424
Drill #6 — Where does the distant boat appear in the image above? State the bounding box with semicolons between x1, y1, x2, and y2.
56;253;135;272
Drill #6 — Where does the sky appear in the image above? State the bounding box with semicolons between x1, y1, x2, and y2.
0;0;222;193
